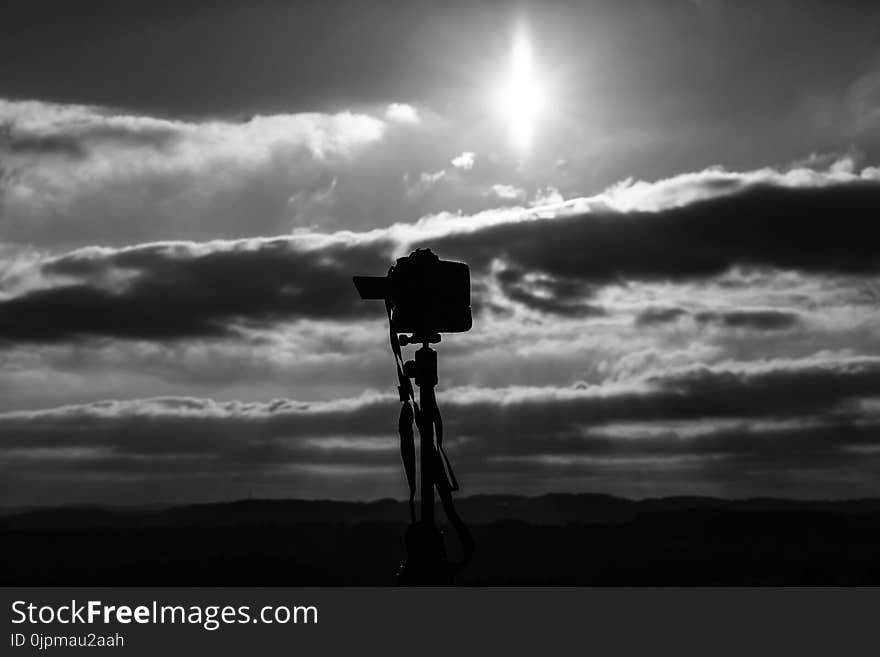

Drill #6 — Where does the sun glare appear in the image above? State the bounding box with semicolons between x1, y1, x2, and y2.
493;26;547;152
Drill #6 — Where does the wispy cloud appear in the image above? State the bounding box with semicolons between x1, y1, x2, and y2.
451;151;475;170
0;99;386;246
385;103;419;124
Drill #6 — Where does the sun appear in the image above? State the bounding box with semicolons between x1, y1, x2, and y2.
492;25;548;152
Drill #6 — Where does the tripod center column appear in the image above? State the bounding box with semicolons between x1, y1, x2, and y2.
415;345;438;525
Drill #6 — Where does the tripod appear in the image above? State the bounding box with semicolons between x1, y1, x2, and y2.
394;336;473;585
354;249;475;584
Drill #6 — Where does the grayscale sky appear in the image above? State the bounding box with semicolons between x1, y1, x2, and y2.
2;0;880;505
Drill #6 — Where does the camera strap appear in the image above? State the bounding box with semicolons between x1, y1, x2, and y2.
432;392;459;492
386;300;417;523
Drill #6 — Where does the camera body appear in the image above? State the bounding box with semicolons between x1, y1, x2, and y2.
353;248;472;335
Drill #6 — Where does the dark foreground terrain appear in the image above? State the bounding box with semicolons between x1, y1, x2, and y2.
3;494;880;585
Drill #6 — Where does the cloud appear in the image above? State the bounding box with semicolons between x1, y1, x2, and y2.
491;265;602;317
4;5;880;506
451;151;475;170
594;156;880;212
634;307;802;331
419;170;446;184
0;99;386;247
7;93;877;256
532;186;564;206
384;103;419;124
634;306;688;326
490;184;526;201
0;98;560;248
0;99;384;162
694;309;802;331
3;160;880;345
419;176;880;286
3;354;879;504
0;236;394;343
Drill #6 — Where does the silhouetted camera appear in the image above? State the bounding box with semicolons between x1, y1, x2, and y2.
353;248;472;335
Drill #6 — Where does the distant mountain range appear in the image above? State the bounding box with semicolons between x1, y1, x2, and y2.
5;493;880;585
4;492;880;530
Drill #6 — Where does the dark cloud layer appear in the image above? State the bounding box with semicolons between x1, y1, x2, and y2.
2;355;879;504
2;178;879;345
693;309;802;331
635;307;802;331
7;355;879;449
422;181;880;285
634;306;688;326
1;120;179;159
0;237;393;343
